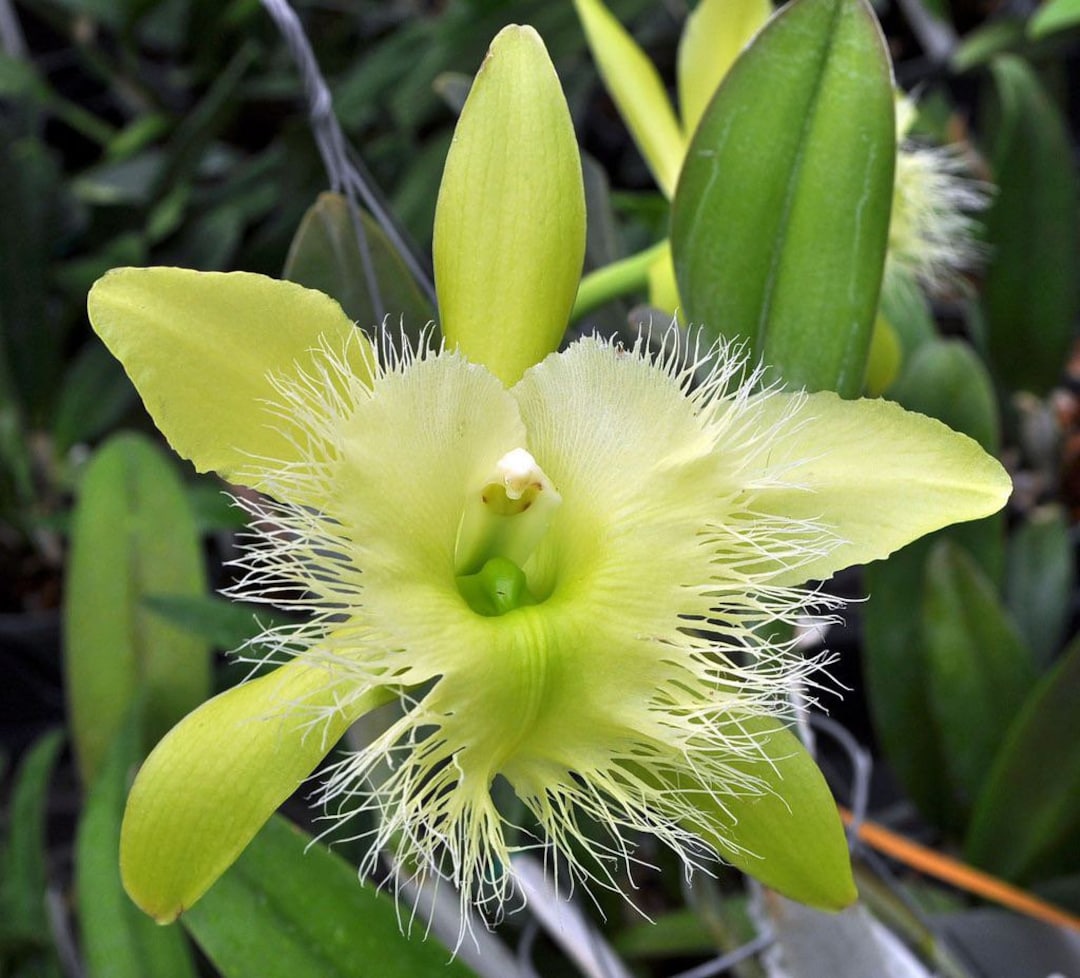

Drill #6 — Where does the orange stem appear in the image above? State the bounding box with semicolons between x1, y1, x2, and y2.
839;807;1080;933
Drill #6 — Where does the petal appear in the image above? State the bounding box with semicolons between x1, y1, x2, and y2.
433;25;585;386
573;0;686;197
745;391;1012;585
677;0;772;136
672;719;856;909
88;268;370;481
291;350;527;643
120;659;391;922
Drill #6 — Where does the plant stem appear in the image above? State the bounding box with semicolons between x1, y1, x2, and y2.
572;239;668;323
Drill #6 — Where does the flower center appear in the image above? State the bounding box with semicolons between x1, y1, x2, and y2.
454;448;560;616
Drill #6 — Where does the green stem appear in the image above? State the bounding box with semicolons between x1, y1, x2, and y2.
571;239;668;323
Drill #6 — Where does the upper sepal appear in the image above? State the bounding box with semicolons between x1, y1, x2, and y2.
433;25;585;386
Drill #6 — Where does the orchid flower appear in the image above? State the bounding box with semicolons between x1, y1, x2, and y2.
88;24;1010;927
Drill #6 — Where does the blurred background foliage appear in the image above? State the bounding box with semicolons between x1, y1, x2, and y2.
1;0;1079;975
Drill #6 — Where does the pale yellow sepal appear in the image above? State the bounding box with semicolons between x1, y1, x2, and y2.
433;25;585;386
748;391;1012;586
120;659;393;923
88;268;370;481
572;0;686;197
677;0;772;136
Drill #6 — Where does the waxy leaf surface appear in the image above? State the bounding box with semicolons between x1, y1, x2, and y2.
966;634;1080;882
184;815;477;978
672;0;895;396
981;56;1079;395
64;433;209;785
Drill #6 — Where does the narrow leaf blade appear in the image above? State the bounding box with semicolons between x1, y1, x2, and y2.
283;192;433;336
64;433;211;785
183;815;478;978
923;542;1037;812
981;56;1079;395
966;634;1080;882
76;709;197;978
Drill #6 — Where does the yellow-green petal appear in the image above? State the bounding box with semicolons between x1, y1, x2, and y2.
677;0;772;136
682;720;856;910
572;0;686;197
88;268;369;481
120;660;391;922
433;25;585;386
747;391;1012;585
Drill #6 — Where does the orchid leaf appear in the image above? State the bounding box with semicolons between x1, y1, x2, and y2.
142;593;288;652
183;815;478;978
981;56;1079;395
120;660;393;923
672;0;895;397
864;540;957;830
64;433;210;786
1;730;63;966
1005;505;1075;670
1029;0;1080;37
76;708;197;978
573;0;686;196
965;633;1080;882
88;268;370;479
433;25;584;386
923;541;1037;813
283;192;433;337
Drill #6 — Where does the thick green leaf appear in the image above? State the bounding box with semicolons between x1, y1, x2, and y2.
2;732;63;945
0;135;66;423
671;0;895;396
1005;505;1075;670
675;719;855;910
64;433;211;785
183;815;478;978
76;709;197;978
923;541;1037;812
950;19;1025;73
863;540;956;830
142;593;287;652
981;56;1079;395
283;193;434;336
1029;0;1080;37
613;909;717;958
52;343;137;452
966;634;1080;882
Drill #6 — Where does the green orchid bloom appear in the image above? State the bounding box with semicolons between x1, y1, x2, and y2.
88;24;1010;928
